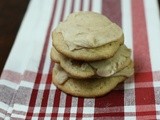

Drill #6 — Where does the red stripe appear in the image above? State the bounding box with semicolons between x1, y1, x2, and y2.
94;0;124;118
60;0;66;21
135;72;153;83
38;65;53;117
63;95;72;118
94;112;125;117
136;111;157;116
136;115;157;120
70;0;75;13
132;1;152;73
76;98;84;118
25;0;57;118
53;90;61;108
131;0;156;119
0;70;21;84
80;0;83;11
0;108;7;115
102;0;122;27
89;0;92;11
51;89;61;117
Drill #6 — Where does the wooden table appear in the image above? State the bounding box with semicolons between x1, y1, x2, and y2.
0;0;159;75
0;0;30;74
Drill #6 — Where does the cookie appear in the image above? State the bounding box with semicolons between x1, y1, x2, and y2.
52;11;124;61
52;63;133;97
51;46;95;78
50;46;60;63
51;45;131;79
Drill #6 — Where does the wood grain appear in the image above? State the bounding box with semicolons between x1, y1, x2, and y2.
0;0;30;74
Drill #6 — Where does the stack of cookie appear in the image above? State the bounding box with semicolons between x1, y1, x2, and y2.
51;12;134;97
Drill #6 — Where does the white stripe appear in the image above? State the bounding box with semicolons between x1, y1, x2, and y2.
4;117;10;120
121;0;135;87
125;117;136;120
144;0;160;71
23;0;54;73
19;81;56;89
157;115;160;119
20;81;34;88
124;106;136;112
82;118;94;120
31;117;39;120
83;99;95;116
46;107;52;114
70;98;78;114
92;0;102;13
13;104;28;112
33;106;40;114
50;84;56;89
0;102;9;111
11;114;25;119
7;107;13;114
70;118;76;120
43;0;63;74
70;107;77;114
153;81;160;87
0;113;5;119
56;117;63;120
121;0;133;55
74;0;80;12
124;82;135;89
83;107;94;114
58;92;66;115
144;1;160;116
42;38;52;74
44;117;51;120
156;115;160;120
83;0;90;11
156;105;160;120
58;108;65;114
156;104;160;111
0;79;18;90
27;0;54;73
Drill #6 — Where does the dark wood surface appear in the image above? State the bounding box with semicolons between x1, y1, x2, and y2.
0;0;30;75
0;0;160;75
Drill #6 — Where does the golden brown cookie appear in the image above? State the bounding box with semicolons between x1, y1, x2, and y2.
52;11;124;61
51;46;95;78
52;62;133;97
51;45;131;79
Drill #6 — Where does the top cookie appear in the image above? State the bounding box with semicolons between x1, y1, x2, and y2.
52;11;124;61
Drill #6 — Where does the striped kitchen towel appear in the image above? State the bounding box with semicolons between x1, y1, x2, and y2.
0;0;160;119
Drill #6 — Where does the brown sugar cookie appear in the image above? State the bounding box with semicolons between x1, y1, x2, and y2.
51;45;131;79
52;11;124;61
52;62;133;97
51;46;95;78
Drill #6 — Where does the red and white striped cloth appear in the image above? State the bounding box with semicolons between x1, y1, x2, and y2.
0;0;160;119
